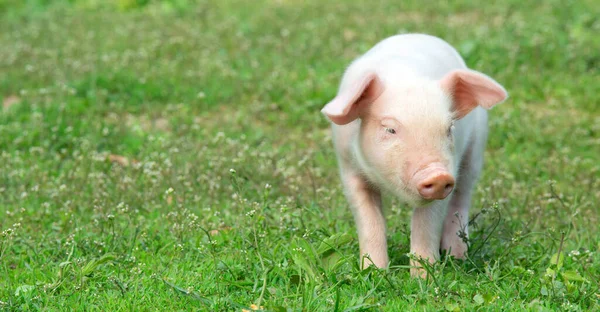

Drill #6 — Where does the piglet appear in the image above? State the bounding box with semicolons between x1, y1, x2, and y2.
321;34;507;276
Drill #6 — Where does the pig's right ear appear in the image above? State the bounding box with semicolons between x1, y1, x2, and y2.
321;73;384;125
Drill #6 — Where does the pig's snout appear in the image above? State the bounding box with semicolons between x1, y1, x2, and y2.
415;166;455;200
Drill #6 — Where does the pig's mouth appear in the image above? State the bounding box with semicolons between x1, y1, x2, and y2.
412;196;436;207
394;182;434;207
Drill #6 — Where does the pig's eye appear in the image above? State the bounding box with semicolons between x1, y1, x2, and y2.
385;128;396;134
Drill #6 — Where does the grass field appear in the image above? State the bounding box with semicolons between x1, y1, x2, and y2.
1;0;599;310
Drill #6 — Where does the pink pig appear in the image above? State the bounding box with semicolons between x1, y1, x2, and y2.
321;34;508;276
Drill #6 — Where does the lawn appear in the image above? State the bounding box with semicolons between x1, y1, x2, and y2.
1;0;599;310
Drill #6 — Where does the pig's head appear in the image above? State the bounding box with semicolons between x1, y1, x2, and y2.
322;69;507;206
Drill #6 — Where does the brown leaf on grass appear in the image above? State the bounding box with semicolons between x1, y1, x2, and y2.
166;195;173;205
154;117;170;131
108;154;130;166
3;95;20;109
209;226;232;236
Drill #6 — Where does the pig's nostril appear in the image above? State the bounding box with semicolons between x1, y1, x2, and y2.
444;183;454;192
423;183;434;189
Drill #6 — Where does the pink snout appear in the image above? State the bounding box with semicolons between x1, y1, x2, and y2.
415;166;455;200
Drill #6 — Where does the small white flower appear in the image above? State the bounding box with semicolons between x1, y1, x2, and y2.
526;269;534;275
569;250;581;258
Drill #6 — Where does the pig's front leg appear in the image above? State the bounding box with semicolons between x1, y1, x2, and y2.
341;171;388;269
410;201;448;277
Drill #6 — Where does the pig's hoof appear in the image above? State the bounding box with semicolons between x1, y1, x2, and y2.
409;258;435;279
441;237;468;259
360;253;389;270
410;267;429;279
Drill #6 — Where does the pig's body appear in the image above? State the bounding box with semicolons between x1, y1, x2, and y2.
322;34;507;275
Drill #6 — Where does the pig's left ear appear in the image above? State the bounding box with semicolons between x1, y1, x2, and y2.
440;69;508;119
321;72;385;125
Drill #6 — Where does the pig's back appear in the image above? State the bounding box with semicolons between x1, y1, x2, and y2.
364;34;467;79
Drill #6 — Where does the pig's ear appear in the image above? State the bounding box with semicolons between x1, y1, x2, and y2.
321;72;385;125
440;69;508;119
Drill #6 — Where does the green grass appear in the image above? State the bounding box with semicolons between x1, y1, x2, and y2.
1;0;599;310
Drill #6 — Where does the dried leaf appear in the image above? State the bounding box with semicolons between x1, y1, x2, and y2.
209;226;232;236
108;154;130;166
3;95;20;109
154;118;170;131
